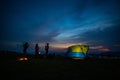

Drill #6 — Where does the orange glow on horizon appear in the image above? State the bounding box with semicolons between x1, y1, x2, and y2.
99;48;110;52
90;46;110;52
90;46;103;49
52;43;86;49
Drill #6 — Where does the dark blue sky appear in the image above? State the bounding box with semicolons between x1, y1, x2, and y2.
1;0;120;53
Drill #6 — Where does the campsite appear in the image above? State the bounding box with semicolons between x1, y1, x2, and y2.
1;0;120;80
0;51;120;80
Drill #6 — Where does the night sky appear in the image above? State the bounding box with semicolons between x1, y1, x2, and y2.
1;0;120;53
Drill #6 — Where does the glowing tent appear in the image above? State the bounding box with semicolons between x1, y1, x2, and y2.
66;45;89;59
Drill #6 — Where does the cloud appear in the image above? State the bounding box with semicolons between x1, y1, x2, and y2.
90;46;110;52
53;15;116;43
99;48;110;52
1;0;120;52
114;44;120;47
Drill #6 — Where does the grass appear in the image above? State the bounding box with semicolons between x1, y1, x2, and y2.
0;52;120;80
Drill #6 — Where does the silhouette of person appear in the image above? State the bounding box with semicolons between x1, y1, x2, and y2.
35;43;39;58
23;42;29;56
45;43;49;56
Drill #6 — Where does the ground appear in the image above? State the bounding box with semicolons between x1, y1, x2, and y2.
0;51;120;80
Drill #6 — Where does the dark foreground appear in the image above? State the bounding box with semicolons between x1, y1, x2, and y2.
0;52;120;80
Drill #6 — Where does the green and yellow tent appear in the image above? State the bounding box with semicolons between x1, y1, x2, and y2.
66;45;89;59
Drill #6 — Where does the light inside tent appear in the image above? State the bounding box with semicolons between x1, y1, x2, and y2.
66;45;89;59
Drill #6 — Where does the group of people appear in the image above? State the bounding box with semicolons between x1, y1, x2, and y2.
23;42;49;57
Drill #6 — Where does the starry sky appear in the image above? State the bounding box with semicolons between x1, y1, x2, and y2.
0;0;120;53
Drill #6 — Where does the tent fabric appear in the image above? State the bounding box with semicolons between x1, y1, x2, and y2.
66;45;89;58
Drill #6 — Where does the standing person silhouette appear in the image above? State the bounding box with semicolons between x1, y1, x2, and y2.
23;42;29;56
45;43;49;56
35;43;39;58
